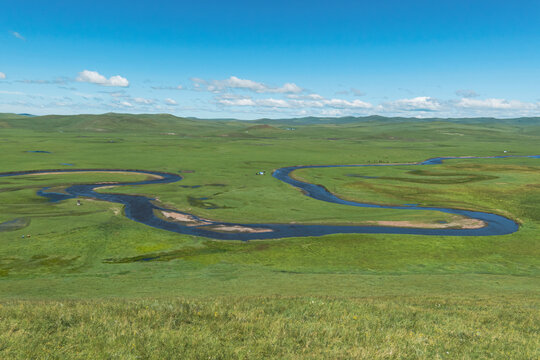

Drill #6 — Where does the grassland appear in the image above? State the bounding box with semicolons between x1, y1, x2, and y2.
1;296;538;359
0;113;538;359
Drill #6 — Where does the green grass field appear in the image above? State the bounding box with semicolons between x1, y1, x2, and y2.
0;113;538;359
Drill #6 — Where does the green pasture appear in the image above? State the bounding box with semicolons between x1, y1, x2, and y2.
0;113;538;358
1;296;538;359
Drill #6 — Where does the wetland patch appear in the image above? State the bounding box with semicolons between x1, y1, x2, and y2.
0;217;31;232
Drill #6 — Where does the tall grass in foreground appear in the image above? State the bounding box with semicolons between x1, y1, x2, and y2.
0;296;537;359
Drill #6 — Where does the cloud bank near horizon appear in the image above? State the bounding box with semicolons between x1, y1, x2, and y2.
1;73;539;119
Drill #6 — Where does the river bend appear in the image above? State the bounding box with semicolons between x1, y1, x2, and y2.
1;155;538;240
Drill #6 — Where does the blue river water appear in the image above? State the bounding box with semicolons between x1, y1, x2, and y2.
1;155;538;240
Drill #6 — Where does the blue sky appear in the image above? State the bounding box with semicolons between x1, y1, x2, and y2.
1;0;539;119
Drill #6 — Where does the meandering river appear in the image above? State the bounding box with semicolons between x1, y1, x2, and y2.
1;155;538;240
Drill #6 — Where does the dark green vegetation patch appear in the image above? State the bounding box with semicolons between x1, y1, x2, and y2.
347;169;498;184
0;218;30;232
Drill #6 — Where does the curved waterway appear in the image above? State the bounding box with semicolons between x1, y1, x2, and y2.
1;155;538;240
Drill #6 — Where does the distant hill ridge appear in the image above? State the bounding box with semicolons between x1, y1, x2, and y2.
0;113;538;135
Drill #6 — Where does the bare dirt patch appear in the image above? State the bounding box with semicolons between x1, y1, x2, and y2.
366;218;486;229
161;211;212;226
205;225;274;233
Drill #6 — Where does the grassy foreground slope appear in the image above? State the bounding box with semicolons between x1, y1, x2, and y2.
0;113;538;359
1;296;537;359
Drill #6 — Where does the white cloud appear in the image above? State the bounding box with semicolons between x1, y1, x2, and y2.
321;109;345;116
133;97;153;104
385;96;441;111
120;101;133;107
11;31;25;41
277;83;303;93
164;98;178;105
76;70;129;87
218;93;248;100
217;95;372;111
290;99;324;108
210;76;265;92
193;76;303;94
218;97;290;108
218;98;256;106
0;72;5;79
287;93;324;100
323;98;372;109
457;98;536;110
256;98;291;108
